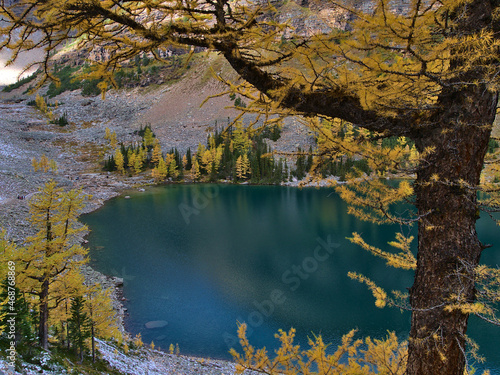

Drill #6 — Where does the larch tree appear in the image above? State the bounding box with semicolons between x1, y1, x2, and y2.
114;148;125;174
84;283;123;362
109;131;118;149
191;158;201;180
17;181;89;349
127;151;136;171
133;152;143;174
2;0;500;373
152;142;163;165
236;155;244;180
143;127;156;148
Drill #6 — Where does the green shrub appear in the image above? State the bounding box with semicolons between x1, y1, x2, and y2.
81;79;102;97
50;112;69;127
46;66;80;98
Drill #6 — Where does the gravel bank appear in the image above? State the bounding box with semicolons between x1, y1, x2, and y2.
0;82;292;373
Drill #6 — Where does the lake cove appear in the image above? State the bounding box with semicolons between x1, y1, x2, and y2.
82;184;500;373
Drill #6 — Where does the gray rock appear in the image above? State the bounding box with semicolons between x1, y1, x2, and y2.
145;320;168;329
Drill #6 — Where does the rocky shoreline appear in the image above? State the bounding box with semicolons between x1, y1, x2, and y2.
0;98;248;375
0;97;152;337
0;73;317;373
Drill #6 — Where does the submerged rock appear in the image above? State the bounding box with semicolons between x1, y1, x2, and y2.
145;320;168;329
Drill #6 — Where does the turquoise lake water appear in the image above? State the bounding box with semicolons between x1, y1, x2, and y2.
82;184;500;373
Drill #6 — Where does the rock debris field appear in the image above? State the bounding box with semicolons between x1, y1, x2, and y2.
0;81;314;373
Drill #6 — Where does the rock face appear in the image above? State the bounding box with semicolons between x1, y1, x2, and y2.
269;0;411;37
275;0;355;37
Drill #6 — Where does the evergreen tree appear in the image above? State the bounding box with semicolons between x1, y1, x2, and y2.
0;279;35;349
185;148;193;171
68;296;91;362
293;148;307;180
50;268;85;349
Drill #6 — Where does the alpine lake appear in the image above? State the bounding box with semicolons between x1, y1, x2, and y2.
81;184;500;373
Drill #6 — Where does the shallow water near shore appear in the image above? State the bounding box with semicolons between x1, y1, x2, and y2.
82;184;500;373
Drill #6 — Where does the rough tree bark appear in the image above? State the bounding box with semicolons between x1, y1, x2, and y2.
221;50;500;375
39;278;49;350
408;86;498;375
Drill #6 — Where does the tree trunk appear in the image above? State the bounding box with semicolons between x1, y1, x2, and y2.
91;323;95;363
407;87;498;375
39;278;49;350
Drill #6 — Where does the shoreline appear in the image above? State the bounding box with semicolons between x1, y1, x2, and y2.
0;95;297;373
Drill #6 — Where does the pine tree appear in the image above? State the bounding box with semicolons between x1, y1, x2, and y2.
185;148;193;171
306;146;313;173
196;144;206;164
0;279;35;349
293;148;306;180
68;296;91;362
50;268;85;349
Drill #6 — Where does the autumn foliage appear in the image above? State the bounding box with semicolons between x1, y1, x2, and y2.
0;181;122;358
3;0;500;372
